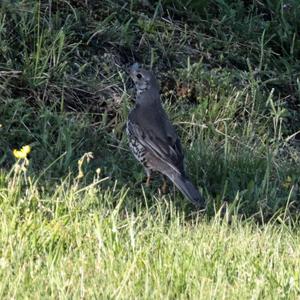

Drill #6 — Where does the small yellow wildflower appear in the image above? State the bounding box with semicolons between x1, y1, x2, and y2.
13;145;31;159
21;145;31;154
13;149;27;159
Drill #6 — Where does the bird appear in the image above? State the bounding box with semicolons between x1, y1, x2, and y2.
126;63;205;208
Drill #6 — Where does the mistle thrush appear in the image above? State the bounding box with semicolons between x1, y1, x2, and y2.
126;63;205;208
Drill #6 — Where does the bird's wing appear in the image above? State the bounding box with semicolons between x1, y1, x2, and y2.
127;115;185;175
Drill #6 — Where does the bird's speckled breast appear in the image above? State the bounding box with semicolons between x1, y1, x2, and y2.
126;121;148;167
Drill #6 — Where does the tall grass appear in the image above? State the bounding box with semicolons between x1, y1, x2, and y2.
0;0;299;214
0;1;300;297
0;165;300;299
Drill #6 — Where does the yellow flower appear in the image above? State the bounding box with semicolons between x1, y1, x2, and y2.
13;149;27;159
13;145;31;159
21;145;31;154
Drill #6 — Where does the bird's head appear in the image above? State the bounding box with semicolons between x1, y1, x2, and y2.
129;63;159;95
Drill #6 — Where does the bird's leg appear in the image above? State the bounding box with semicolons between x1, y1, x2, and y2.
145;168;152;187
158;175;168;195
146;175;151;187
161;175;168;194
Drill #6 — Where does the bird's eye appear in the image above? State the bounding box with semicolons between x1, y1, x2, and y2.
136;73;142;79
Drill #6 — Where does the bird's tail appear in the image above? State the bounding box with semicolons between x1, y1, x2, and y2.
167;173;205;208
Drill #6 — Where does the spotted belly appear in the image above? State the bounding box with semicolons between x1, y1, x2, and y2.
126;122;148;168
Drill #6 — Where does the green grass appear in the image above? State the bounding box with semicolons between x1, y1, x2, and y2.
1;169;300;299
1;0;300;298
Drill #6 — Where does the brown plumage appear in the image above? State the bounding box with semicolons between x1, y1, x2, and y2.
126;63;205;208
